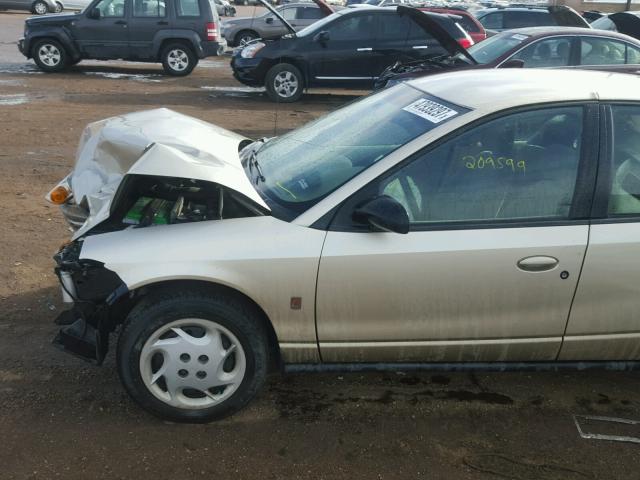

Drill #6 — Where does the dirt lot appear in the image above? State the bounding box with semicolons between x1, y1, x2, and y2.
1;10;640;480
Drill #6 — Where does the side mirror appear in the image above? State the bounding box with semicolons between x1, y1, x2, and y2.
313;30;330;44
501;59;525;68
353;195;410;234
87;7;100;19
265;16;274;24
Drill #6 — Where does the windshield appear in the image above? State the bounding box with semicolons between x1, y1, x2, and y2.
248;85;467;219
461;31;530;64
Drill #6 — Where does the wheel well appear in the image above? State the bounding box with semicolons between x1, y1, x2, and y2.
119;279;282;371
158;39;195;60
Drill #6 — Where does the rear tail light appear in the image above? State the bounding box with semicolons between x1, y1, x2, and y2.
206;22;218;41
458;38;473;49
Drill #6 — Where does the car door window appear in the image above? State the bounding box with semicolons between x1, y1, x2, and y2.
510;37;572;67
626;44;640;63
378;107;583;224
327;14;377;41
608;105;640;215
95;0;126;17
299;6;322;20
377;13;428;42
580;37;626;65
281;6;297;21
479;12;502;30
133;0;165;16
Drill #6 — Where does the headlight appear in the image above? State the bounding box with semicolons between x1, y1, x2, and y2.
240;42;265;59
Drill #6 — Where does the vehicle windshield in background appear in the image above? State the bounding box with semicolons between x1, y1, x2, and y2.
462;31;530;64
250;84;467;216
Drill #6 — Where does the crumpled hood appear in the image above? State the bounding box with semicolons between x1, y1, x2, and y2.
55;108;268;239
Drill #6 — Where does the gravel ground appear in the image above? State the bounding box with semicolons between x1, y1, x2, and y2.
1;9;639;480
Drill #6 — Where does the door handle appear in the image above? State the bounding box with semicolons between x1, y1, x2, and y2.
517;256;559;272
115;20;127;25
356;47;372;52
412;45;429;49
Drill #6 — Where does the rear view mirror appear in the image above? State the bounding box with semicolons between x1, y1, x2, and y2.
265;16;274;24
87;7;100;19
353;195;410;234
501;59;525;68
313;30;330;43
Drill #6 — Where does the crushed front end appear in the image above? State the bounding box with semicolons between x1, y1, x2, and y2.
53;241;129;365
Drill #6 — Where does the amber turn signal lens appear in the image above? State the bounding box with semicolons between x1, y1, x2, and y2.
50;186;70;205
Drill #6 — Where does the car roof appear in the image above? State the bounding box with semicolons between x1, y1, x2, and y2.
407;69;640;113
501;26;640;43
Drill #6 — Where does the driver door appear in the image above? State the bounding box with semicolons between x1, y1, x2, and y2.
72;0;131;59
316;104;597;363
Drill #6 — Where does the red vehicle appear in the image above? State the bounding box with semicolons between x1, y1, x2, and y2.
419;7;487;44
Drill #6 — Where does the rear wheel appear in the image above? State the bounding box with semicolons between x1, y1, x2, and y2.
32;39;68;72
117;290;269;422
265;63;304;103
161;42;197;76
32;0;49;14
54;1;63;12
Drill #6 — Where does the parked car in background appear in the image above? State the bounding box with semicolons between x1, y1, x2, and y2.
375;27;640;89
591;11;640;41
0;0;61;14
223;0;334;46
376;26;640;88
232;6;474;101
18;0;226;75
475;6;590;34
350;0;411;8
214;0;235;16
419;6;486;43
49;69;640;422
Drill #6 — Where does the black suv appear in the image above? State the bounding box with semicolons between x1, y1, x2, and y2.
231;6;472;102
18;0;225;75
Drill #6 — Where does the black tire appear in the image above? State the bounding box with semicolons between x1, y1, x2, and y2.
117;289;269;423
265;63;304;103
160;42;197;76
31;0;49;14
234;30;258;47
31;38;68;73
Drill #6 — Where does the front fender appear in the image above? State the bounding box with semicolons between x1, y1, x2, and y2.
25;28;79;59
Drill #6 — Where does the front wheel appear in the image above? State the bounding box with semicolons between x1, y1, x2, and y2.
32;0;49;14
160;43;197;76
117;290;269;422
265;63;304;103
32;39;68;72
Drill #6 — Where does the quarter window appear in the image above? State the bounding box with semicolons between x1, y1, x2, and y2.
377;107;583;224
608;105;640;215
510;38;572;67
176;0;200;16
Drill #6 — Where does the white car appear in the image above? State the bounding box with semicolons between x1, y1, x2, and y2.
48;69;640;422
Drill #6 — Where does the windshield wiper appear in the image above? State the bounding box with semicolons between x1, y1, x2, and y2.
248;150;265;183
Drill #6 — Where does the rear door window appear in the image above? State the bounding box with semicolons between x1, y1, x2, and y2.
299;6;323;20
608;105;640;215
133;0;165;16
176;0;200;16
580;37;626;65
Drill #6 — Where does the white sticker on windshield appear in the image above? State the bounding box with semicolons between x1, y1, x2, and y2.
403;98;458;123
511;34;528;41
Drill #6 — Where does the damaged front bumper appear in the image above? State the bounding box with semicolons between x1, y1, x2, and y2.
53;241;129;365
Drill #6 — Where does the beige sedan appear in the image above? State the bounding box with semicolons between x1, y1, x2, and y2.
49;69;640;422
